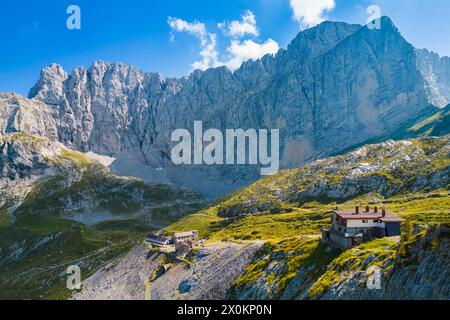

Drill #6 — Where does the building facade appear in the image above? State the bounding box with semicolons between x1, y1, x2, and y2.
173;230;199;244
322;206;403;249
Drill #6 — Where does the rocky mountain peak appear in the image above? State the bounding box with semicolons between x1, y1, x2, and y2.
28;63;68;105
376;16;398;30
286;20;360;61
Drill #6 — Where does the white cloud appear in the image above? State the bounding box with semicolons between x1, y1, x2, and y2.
289;0;335;27
225;39;279;71
168;17;220;70
168;17;206;38
192;34;222;70
168;11;279;72
218;10;259;38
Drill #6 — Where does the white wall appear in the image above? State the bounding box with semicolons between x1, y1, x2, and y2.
346;219;385;228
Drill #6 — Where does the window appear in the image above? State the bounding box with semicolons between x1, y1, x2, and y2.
362;220;368;223
373;220;378;223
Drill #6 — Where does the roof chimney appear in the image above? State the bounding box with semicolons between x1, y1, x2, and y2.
355;206;359;215
365;206;370;213
374;206;378;213
382;209;386;217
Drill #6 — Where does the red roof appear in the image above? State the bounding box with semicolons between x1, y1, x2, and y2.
332;209;403;222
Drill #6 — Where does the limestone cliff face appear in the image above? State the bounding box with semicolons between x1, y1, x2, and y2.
416;49;450;108
1;17;445;197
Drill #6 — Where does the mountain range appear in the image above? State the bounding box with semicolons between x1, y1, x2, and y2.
1;17;449;198
0;16;449;300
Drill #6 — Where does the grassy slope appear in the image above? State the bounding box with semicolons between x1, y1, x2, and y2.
167;191;449;242
0;222;141;300
399;104;450;138
167;137;449;241
228;223;449;300
227;237;342;299
0;134;203;300
2;132;448;299
165;136;449;299
306;238;398;298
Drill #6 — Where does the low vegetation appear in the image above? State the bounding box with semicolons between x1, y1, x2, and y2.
229;237;341;299
307;238;398;299
167;136;449;300
166;136;449;242
1;133;448;299
0;134;204;299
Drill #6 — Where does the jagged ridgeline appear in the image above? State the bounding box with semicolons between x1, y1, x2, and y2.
1;17;450;198
0;133;204;299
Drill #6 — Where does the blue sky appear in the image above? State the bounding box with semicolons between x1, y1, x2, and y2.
1;0;449;96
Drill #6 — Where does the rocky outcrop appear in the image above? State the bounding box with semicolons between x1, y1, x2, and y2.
71;245;164;300
228;225;449;300
0;133;204;224
0;93;58;140
72;241;263;300
0;133;64;211
0;17;444;198
317;224;450;300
